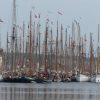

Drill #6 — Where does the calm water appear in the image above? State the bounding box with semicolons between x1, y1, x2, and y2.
0;82;100;100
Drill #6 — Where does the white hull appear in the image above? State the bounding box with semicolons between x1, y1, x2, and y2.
52;79;61;82
76;74;90;82
90;75;100;83
0;75;3;81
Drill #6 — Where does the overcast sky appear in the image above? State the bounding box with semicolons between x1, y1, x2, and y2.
0;0;100;51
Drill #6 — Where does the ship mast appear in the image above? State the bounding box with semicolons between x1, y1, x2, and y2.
68;35;71;72
38;21;41;72
6;32;9;71
50;28;53;73
11;0;17;73
60;24;63;73
97;24;100;74
36;24;38;70
77;23;81;74
19;36;22;67
32;22;35;72
29;11;33;76
71;22;75;74
56;20;58;72
65;28;68;73
22;22;25;67
90;33;94;76
44;23;48;73
84;34;87;74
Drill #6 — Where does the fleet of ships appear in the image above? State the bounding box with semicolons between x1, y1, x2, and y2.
0;0;100;83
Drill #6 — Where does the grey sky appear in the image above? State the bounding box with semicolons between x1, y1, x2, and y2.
0;0;100;50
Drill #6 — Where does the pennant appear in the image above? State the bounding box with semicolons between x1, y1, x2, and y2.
34;14;37;18
58;11;63;15
0;19;3;22
38;14;40;19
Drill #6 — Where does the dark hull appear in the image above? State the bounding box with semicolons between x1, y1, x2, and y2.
34;78;51;83
61;78;71;82
2;77;32;83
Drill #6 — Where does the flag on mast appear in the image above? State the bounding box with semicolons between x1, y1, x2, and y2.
38;14;40;19
34;14;37;18
58;11;63;15
0;19;3;22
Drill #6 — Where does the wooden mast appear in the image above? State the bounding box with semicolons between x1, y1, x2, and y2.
26;25;29;68
6;32;9;71
81;37;84;74
22;22;25;67
11;27;15;73
97;24;100;74
38;21;41;72
56;20;58;72
68;35;71;73
35;24;39;71
14;0;18;70
50;28;53;73
90;33;94;76
32;22;35;72
84;34;87;74
44;23;48;73
11;0;17;73
65;28;67;74
19;36;22;67
60;24;63;73
71;22;75;75
77;22;81;74
29;11;33;76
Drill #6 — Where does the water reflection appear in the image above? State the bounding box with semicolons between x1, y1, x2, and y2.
0;83;100;100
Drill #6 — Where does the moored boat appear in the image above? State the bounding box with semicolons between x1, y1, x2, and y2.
76;74;90;82
90;75;100;83
2;76;33;83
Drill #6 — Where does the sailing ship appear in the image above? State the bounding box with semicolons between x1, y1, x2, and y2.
70;21;89;82
34;21;52;83
2;0;33;83
75;22;89;82
90;24;100;82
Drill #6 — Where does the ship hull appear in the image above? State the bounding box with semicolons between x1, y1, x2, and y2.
76;74;90;82
2;77;32;83
90;75;100;83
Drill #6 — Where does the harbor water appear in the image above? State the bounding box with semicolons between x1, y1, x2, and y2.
0;82;100;100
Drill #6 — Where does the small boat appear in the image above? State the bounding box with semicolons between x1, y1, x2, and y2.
76;74;90;82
